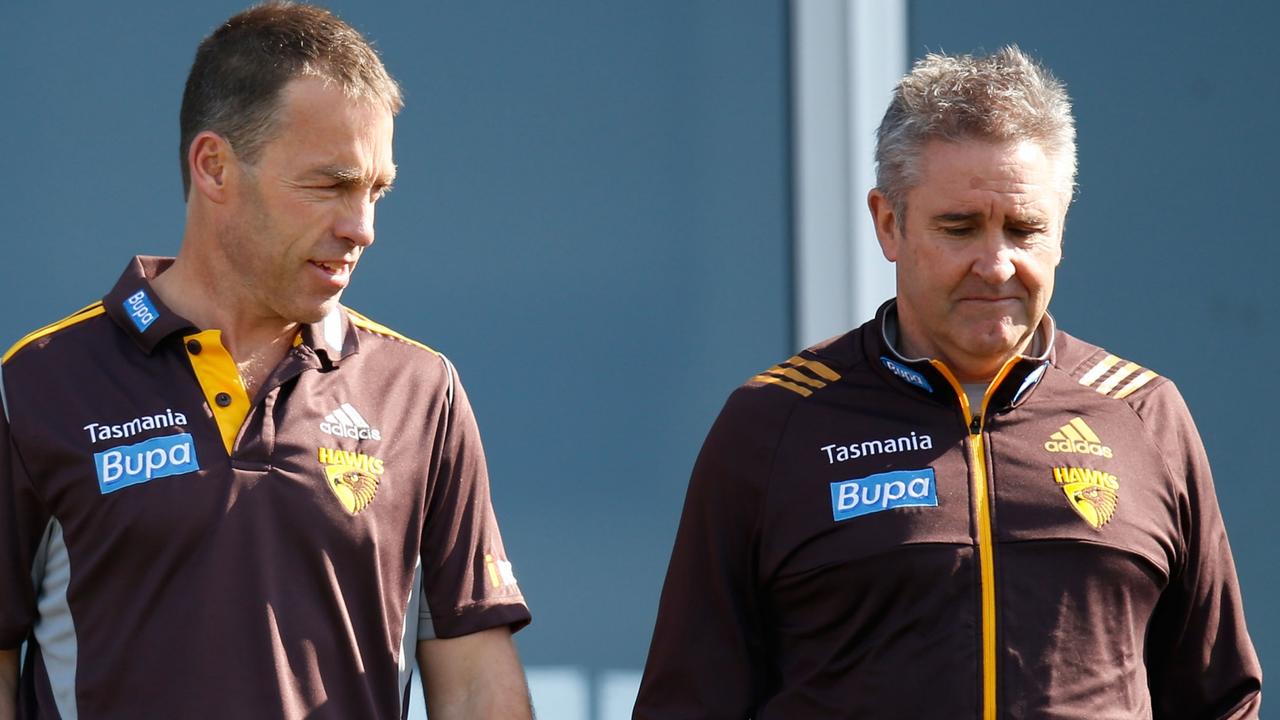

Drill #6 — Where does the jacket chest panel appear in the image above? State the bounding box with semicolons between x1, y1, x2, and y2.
761;402;975;584
984;412;1178;580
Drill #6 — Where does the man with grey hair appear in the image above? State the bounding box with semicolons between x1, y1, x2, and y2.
635;46;1260;718
0;4;532;718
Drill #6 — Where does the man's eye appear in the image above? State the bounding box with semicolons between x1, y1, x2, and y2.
1007;227;1042;239
940;226;972;237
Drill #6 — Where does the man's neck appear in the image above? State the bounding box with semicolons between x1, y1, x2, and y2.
152;254;299;397
885;311;1042;385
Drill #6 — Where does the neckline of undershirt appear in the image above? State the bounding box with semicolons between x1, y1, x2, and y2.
885;315;1043;417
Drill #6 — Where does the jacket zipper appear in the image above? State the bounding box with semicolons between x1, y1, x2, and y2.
931;359;1018;720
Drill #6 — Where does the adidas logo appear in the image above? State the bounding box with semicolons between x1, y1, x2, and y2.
320;402;382;441
1044;417;1112;458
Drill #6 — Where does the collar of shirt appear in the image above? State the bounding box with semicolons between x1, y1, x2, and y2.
101;255;361;368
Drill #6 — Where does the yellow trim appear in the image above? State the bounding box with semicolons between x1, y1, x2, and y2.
766;366;826;389
752;374;813;397
1096;362;1140;396
3;302;106;364
345;308;439;355
1078;354;1119;387
184;330;251;454
971;434;997;720
929;361;972;422
793;358;840;382
1113;369;1158;399
930;357;1017;720
1069;417;1101;443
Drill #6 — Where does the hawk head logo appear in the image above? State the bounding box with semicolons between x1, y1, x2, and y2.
1060;482;1117;529
317;447;386;515
1052;466;1119;530
325;465;380;515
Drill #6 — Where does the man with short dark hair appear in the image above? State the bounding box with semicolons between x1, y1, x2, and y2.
634;46;1261;719
0;5;532;718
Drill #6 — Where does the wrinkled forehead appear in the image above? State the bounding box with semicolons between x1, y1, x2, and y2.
917;138;1074;201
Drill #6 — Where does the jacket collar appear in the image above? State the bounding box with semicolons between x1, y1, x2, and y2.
865;299;1054;419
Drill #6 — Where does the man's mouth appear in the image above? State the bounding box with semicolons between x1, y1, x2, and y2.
312;260;346;272
309;260;354;284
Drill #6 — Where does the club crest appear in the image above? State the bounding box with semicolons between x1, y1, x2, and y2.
1052;466;1118;530
318;447;385;515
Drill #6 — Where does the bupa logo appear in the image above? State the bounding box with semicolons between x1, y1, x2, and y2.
830;468;937;521
880;357;932;392
94;433;200;494
123;290;159;332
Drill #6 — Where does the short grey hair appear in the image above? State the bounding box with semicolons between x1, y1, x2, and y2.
874;45;1076;220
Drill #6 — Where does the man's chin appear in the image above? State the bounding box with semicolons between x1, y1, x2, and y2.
290;295;343;325
960;327;1030;363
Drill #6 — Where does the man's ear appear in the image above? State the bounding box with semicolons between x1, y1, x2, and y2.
188;131;235;204
867;189;901;262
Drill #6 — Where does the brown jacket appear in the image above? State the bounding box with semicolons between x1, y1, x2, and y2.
636;301;1260;719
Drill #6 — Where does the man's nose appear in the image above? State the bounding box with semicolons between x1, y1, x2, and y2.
336;198;376;248
971;232;1016;284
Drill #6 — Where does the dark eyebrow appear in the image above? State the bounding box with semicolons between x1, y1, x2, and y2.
312;165;398;187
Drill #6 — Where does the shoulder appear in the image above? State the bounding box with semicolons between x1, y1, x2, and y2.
714;327;870;443
344;306;442;357
341;305;459;405
1051;329;1197;438
2;300;109;368
1052;330;1171;404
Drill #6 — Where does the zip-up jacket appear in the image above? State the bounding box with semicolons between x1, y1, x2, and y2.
634;300;1261;719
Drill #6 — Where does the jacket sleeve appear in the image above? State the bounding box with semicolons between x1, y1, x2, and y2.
1136;381;1262;719
633;388;781;720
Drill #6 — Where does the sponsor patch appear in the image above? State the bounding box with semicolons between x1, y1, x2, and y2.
1052;466;1118;529
831;468;937;522
484;552;518;588
821;431;933;464
84;408;189;444
94;433;199;494
880;357;932;392
1044;417;1113;458
123;290;159;332
318;447;385;514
